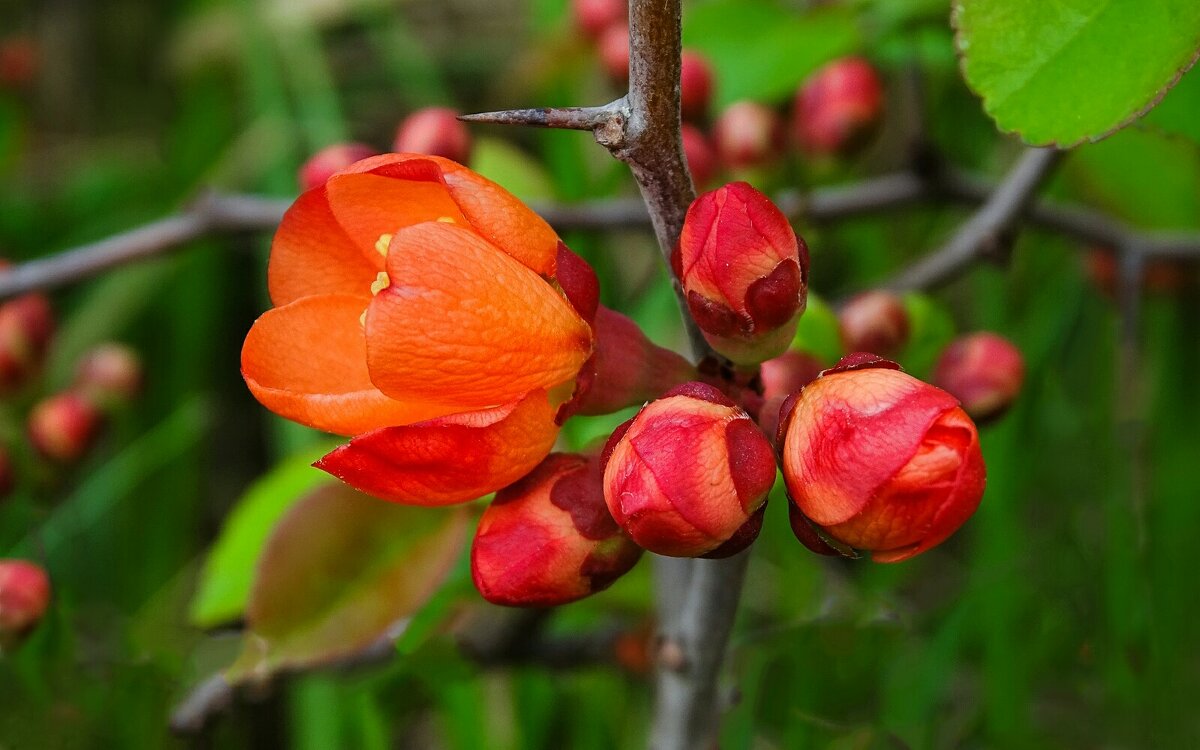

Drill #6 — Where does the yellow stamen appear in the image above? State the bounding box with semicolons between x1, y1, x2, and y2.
436;216;456;223
374;233;393;257
370;271;391;296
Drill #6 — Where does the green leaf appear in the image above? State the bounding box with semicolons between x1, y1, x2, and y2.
470;136;555;201
1143;65;1200;146
683;1;860;107
189;443;336;627
792;293;842;365
225;486;469;684
953;0;1200;146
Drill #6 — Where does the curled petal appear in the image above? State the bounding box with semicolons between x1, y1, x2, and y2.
325;165;468;257
315;390;560;505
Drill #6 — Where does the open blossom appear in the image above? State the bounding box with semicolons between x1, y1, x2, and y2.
242;154;596;505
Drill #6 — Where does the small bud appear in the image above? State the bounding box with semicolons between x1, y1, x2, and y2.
681;124;717;189
28;392;101;463
837;290;909;357
74;342;143;406
780;355;986;562
757;350;825;439
932;332;1024;424
576;306;696;416
1084;247;1192;297
298;143;379;190
572;0;626;40
598;23;630;84
472;453;642;606
393;107;472;165
0;559;51;651
674;182;809;364
0;292;55;392
791;56;884;157
0;36;37;90
712;101;784;170
602;382;776;558
680;51;714;122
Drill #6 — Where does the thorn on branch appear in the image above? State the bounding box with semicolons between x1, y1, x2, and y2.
459;102;628;146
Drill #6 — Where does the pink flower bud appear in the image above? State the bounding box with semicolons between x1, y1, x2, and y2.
28;392;101;463
681;124;717;189
712;101;784;170
572;0;625;40
837;290;909;356
576;306;696;416
0;292;54;392
393;107;472;165
757;350;825;439
602;382;776;557
298;143;380;191
680;51;714;122
472;453;642;606
73;342;143;406
780;355;986;562
674;182;809;364
933;332;1024;424
791;56;884;157
0;559;51;650
598;23;630;84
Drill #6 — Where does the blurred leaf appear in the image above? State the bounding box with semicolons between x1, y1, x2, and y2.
792;293;842;365
953;0;1200;146
189;442;337;628
898;293;956;378
225;486;469;684
470;137;556;201
683;1;860;107
1142;65;1200;146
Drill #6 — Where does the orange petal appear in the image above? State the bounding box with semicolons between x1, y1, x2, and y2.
268;187;384;307
242;294;454;436
364;222;591;410
314;389;560;505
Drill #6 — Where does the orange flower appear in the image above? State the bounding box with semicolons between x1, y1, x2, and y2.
242;154;596;505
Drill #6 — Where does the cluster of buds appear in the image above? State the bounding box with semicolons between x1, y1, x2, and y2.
0;559;51;652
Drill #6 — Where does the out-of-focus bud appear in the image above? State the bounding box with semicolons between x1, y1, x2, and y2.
0;445;13;501
298;143;379;191
837;290;908;357
712;101;783;171
681;124;717;189
791;56;884;157
779;354;986;562
0;37;37;90
0;559;51;651
393;107;472;165
0;292;55;392
598;23;630;84
1084;247;1192;297
602;382;776;558
674;182;809;364
757;350;825;439
932;332;1024;424
472;453;642;607
27;392;101;463
576;306;695;416
680;51;714;122
73;342;143;406
572;0;626;40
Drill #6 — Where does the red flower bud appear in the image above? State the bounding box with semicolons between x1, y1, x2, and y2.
680;51;714;122
28;392;101;463
472;453;642;606
602;382;776;557
837;290;909;357
791;56;884;157
780;356;985;562
572;0;625;40
576;306;696;416
73;342;143;406
933;332;1024;424
0;292;55;392
598;24;630;84
675;182;809;364
681;124;717;189
0;559;51;650
393;107;472;165
757;350;824;439
298;143;380;191
1084;247;1192;297
712;101;784;170
0;37;37;90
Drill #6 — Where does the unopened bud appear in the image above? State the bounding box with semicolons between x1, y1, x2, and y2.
472;453;642;606
933;332;1024;424
682;124;717;189
576;306;696;416
393;107;472;165
602;382;776;558
680;51;714;122
74;342;143;406
713;101;784;170
0;559;51;651
780;354;985;562
28;392;101;462
598;23;630;84
791;56;884;157
837;290;908;357
674;182;809;364
757;350;824;439
0;36;37;90
0;292;55;392
298;143;379;190
572;0;626;40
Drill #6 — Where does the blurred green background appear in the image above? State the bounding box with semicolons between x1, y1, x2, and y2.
1;0;1199;747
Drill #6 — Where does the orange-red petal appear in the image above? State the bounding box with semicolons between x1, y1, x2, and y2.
324;166;468;258
314;389;561;505
364;222;592;410
242;294;454;436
